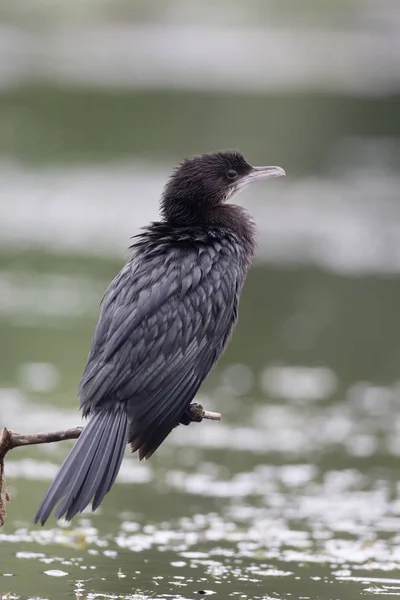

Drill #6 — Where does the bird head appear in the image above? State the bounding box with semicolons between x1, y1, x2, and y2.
161;150;285;225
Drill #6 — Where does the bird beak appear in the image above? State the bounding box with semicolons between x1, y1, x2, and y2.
236;165;286;190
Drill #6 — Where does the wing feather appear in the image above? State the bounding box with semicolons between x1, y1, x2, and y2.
79;243;240;458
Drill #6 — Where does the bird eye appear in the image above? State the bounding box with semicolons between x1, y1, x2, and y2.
226;169;238;180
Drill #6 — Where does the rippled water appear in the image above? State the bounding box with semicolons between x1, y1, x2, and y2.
3;382;400;599
2;252;400;599
1;3;400;597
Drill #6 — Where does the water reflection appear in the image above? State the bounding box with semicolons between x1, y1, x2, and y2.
1;2;400;599
1;146;400;274
2;370;400;598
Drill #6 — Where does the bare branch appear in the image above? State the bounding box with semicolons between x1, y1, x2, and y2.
0;403;221;528
8;427;84;450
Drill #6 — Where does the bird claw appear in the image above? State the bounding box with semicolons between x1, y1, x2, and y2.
178;402;204;426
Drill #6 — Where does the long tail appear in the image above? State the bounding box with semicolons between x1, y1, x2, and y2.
34;406;129;525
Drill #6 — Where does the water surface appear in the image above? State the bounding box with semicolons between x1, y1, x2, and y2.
1;4;400;597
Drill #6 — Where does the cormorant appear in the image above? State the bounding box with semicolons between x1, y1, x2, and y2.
35;150;285;524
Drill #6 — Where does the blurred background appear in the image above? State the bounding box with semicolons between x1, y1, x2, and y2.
1;1;400;599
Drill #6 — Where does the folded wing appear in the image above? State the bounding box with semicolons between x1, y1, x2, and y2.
79;243;240;459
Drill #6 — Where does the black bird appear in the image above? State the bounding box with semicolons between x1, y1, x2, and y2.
35;150;285;524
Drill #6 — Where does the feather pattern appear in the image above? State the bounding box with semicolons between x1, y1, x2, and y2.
79;219;255;460
34;148;261;524
34;406;129;524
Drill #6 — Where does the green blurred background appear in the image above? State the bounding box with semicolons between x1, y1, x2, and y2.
1;1;400;599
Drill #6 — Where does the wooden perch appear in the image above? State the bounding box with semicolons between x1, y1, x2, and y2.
0;403;220;528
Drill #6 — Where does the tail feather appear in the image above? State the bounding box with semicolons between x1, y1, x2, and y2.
34;407;128;525
92;412;129;511
55;411;114;520
34;416;102;525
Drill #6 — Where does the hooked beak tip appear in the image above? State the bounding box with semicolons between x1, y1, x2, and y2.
252;165;286;179
235;164;286;192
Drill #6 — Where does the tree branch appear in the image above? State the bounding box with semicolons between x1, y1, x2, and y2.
0;403;220;528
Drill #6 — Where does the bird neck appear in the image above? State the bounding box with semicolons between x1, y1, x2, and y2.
160;199;257;253
160;192;217;226
209;204;258;255
160;204;194;226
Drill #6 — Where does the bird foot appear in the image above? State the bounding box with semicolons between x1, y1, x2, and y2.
178;402;204;426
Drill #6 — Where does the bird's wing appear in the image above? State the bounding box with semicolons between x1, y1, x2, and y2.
78;243;241;459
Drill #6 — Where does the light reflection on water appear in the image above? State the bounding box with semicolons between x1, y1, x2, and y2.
2;247;400;598
0;23;399;593
2;374;400;598
0;1;400;96
2;249;400;599
1;146;400;275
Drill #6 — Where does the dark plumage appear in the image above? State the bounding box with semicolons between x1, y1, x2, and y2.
35;150;285;524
